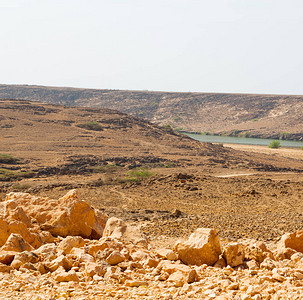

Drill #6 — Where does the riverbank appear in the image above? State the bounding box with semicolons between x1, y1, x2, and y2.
223;143;303;161
184;132;303;148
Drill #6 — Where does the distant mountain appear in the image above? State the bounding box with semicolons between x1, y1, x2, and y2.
1;84;303;140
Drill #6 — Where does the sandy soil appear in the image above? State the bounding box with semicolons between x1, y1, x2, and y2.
224;143;303;160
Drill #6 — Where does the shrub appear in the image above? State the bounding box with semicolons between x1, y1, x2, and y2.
11;183;32;192
164;162;175;168
76;121;103;131
268;140;281;149
280;132;291;140
0;168;35;181
94;164;120;173
0;154;19;164
126;168;153;182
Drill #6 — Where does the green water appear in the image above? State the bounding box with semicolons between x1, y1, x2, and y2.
184;133;303;148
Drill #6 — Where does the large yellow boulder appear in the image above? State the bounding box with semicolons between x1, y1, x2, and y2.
175;228;221;266
5;190;107;239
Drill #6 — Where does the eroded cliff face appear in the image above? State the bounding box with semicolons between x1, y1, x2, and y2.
1;84;303;140
0;190;302;299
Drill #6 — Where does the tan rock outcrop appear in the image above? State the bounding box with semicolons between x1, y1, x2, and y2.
5;190;107;239
175;228;221;266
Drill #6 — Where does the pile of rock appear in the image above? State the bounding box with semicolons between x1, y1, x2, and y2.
0;190;302;299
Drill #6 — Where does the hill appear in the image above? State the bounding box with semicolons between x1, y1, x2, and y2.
1;98;302;178
1;84;303;140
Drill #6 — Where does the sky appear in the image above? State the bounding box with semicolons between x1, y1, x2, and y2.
1;0;303;95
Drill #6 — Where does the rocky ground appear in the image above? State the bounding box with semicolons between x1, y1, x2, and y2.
0;190;303;300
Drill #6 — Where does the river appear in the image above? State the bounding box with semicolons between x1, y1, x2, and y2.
184;133;303;148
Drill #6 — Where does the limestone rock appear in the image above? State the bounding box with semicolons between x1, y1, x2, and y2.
1;233;33;252
54;269;79;282
106;251;125;265
144;257;159;268
291;252;303;263
103;217;148;247
260;258;276;270
11;251;39;270
0;217;40;248
85;262;107;277
4;204;32;227
279;231;303;253
77;253;95;263
57;236;85;255
0;252;15;265
294;270;303;280
46;255;72;272
245;260;259;270
155;248;178;261
214;255;226;268
125;280;148;287
130;249;149;261
157;261;197;284
276;247;296;260
38;231;55;244
0;262;12;273
223;242;245;267
175;228;221;266
92;209;108;238
167;271;187;287
33;243;57;262
87;238;112;257
243;240;271;263
5;190;108;239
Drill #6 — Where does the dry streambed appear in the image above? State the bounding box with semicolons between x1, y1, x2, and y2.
0;191;302;299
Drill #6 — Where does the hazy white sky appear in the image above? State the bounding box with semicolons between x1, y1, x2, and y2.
1;0;303;94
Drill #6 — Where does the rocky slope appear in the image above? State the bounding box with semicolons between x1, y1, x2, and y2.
1;98;302;179
0;190;303;300
1;84;303;140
